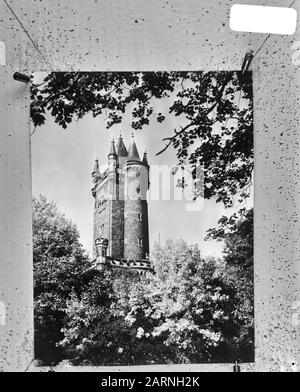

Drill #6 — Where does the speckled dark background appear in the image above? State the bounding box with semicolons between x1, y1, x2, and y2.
0;0;299;371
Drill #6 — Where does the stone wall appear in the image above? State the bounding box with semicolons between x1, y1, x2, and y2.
124;200;145;260
124;163;149;260
111;198;125;259
93;179;109;258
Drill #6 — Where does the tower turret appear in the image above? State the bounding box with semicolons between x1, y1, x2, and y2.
127;133;141;161
142;151;149;167
124;134;149;260
116;134;127;157
142;150;150;190
108;139;117;172
92;157;101;183
95;237;108;271
116;133;128;169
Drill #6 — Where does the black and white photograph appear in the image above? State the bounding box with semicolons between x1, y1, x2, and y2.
30;71;254;366
3;0;299;375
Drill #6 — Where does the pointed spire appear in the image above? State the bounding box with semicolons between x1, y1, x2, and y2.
92;157;100;175
92;157;101;183
108;139;117;157
127;133;140;161
142;150;149;166
116;133;128;157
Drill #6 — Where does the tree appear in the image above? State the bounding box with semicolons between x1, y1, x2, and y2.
59;269;149;366
206;208;254;361
31;71;253;207
33;195;89;365
127;240;229;363
32;197;253;365
59;239;253;365
130;239;252;363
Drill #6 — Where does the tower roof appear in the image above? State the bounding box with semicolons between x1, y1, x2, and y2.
116;134;128;157
108;139;117;156
142;151;149;166
127;133;140;161
92;157;100;175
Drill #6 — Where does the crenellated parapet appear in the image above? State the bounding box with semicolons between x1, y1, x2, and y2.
106;257;153;274
93;236;152;274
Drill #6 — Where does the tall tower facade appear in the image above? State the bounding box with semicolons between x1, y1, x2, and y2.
124;137;150;260
91;134;150;269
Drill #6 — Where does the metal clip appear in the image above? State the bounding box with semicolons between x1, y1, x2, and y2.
241;51;254;74
13;72;31;84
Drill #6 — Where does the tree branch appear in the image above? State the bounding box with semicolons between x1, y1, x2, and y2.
156;75;231;156
33;74;82;109
156;123;194;156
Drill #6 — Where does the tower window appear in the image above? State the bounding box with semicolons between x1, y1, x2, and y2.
100;224;104;234
138;213;142;221
136;185;140;194
138;238;143;247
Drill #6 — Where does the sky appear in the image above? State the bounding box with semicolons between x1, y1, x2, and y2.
31;72;253;259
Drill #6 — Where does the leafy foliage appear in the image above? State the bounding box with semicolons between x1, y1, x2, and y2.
59;238;254;365
33;196;89;365
206;208;254;359
31;71;253;207
33;197;253;365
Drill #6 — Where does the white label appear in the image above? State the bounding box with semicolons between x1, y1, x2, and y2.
230;4;297;35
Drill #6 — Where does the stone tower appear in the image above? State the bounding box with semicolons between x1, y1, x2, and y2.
91;133;150;271
123;135;149;260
